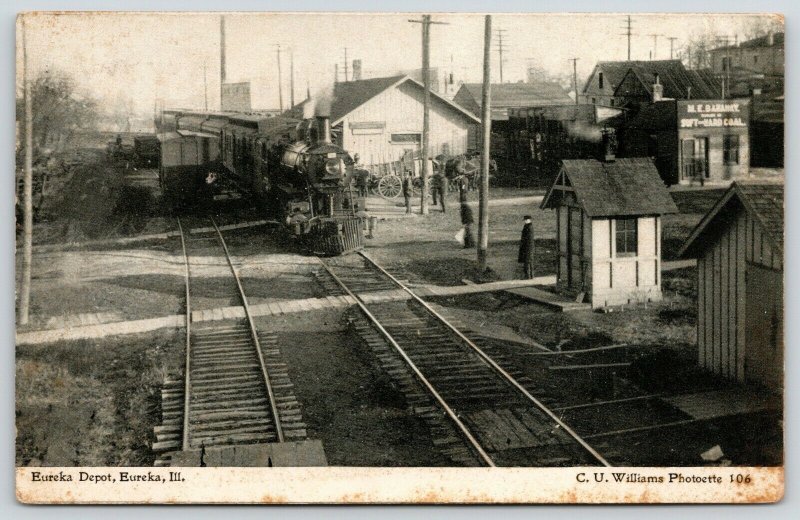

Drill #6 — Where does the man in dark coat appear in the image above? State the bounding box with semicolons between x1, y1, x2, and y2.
431;170;447;213
518;215;535;279
460;191;475;248
402;171;413;214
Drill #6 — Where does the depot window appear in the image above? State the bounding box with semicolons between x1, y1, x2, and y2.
390;133;422;144
723;135;740;165
615;218;638;256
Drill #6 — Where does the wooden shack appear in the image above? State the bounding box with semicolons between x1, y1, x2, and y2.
540;157;678;308
678;181;784;391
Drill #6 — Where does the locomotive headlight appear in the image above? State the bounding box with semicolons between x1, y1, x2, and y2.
325;158;345;176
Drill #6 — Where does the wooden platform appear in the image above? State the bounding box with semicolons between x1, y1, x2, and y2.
504;286;591;312
662;388;781;421
168;440;328;467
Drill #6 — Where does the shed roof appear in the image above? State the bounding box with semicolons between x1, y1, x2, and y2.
287;75;480;125
540;158;678;217
458;82;572;111
679;181;784;258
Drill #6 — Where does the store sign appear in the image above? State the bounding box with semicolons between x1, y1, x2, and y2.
679;101;748;129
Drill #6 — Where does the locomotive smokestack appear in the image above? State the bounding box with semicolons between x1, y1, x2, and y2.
317;116;331;144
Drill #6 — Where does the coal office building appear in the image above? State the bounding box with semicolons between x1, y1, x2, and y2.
623;99;750;185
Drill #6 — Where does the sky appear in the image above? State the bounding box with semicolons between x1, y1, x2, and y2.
17;12;783;115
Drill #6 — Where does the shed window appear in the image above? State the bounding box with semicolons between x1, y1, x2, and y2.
615;218;638;256
598;72;604;89
723;134;740;165
391;133;422;144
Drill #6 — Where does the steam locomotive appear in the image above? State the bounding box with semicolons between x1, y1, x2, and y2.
156;110;364;255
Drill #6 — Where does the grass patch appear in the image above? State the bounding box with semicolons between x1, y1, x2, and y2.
16;329;183;466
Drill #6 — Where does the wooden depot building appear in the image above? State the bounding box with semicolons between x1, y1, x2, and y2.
678;181;784;391
540;157;678;308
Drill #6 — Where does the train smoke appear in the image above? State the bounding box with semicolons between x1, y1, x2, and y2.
564;121;602;143
303;86;334;119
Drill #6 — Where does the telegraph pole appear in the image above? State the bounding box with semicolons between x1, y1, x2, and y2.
478;15;492;271
220;16;226;108
494;27;508;83
20;16;33;325
409;14;448;216
276;44;283;111
344;48;349;82
648;33;660;60
203;61;208;110
622;15;633;61
667;37;678;59
569;58;579;105
290;47;295;108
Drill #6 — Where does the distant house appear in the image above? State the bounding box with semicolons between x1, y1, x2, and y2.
678;181;783;391
453;81;572;120
582;60;720;108
540;157;678;308
613;64;721;110
288;75;479;167
709;32;784;79
623;98;751;186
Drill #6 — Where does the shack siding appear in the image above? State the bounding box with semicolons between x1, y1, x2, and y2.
736;211;747;380
696;204;784;382
341;81;472;166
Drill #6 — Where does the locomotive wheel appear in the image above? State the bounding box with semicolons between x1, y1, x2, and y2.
377;175;402;199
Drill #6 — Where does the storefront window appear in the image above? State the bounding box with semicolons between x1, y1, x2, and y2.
723;134;740;165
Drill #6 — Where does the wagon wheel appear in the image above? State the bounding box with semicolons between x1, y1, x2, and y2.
377;174;403;199
368;174;382;196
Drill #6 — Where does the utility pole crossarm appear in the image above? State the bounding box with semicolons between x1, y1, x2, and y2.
408;15;449;216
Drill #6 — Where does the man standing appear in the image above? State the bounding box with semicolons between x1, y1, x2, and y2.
518;215;535;279
460;190;475;248
431;169;447;213
402;171;413;214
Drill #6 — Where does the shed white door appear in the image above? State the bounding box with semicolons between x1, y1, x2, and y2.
745;263;783;391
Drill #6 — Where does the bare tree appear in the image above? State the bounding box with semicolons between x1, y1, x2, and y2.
16;70;98;160
15;70;99;222
742;16;783;40
679;30;721;70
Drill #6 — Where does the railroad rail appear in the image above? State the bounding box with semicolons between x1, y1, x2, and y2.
153;218;306;463
317;252;611;468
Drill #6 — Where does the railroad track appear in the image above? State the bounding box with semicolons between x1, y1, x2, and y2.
316;252;612;468
153;218;306;465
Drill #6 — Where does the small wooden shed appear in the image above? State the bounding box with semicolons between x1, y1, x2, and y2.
540;158;678;308
678;181;784;391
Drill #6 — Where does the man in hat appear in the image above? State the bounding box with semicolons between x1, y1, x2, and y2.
460;190;475;248
402;171;413;214
518;215;535;279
